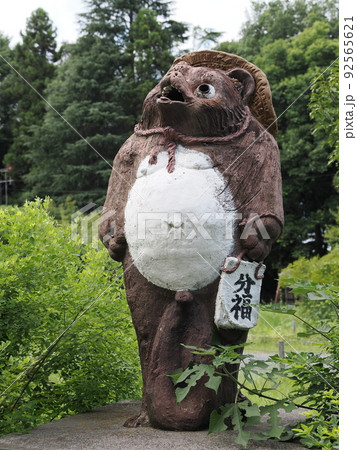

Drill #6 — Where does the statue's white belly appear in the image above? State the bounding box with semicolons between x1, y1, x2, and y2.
124;146;236;291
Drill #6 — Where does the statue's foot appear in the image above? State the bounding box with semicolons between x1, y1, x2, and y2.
123;409;150;428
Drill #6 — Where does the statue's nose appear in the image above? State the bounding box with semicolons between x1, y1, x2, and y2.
164;69;186;88
170;69;183;81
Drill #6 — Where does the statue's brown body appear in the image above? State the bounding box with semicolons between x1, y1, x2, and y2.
100;51;283;430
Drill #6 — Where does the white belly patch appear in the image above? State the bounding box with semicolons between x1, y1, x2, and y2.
124;146;236;291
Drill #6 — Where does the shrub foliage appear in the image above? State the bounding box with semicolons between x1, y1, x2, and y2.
0;199;141;435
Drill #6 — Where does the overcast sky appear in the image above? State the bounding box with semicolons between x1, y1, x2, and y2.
0;0;253;47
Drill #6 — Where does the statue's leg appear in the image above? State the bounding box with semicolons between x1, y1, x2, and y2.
215;328;249;407
122;254;172;427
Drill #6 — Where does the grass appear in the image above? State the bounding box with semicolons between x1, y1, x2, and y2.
238;368;302;406
240;304;324;406
247;306;321;354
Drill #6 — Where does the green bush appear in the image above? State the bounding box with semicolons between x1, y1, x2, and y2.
279;247;338;288
278;228;338;324
0;198;141;435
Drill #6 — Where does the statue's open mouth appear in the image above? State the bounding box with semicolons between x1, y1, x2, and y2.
160;84;185;103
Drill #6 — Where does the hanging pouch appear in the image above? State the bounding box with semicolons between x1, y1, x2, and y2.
214;252;265;330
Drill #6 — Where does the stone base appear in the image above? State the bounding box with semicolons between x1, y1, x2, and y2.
0;400;308;449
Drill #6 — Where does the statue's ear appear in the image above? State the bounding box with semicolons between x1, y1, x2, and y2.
227;68;255;104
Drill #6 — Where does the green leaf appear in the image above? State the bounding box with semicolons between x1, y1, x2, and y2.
169;362;196;384
260;402;288;439
308;290;330;301
234;429;252;448
217;403;253;448
204;371;222;394
281;402;297;413
208;409;228;434
174;364;208;404
166;368;183;383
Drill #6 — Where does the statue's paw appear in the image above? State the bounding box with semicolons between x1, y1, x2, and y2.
240;235;272;261
123;410;150;428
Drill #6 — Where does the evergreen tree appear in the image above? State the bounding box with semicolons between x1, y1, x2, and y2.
0;33;13;166
217;0;338;276
3;8;59;201
25;0;187;206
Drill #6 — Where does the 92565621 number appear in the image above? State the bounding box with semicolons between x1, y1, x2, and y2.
344;18;354;78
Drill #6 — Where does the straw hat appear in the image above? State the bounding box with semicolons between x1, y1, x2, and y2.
173;50;278;137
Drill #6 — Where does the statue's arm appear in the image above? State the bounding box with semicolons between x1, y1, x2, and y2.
99;135;138;262
235;131;284;262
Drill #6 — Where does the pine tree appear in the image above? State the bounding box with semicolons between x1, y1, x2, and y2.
25;0;187;206
3;8;59;201
0;33;13;166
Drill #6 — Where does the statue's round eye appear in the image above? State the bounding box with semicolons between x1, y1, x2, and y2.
195;83;215;98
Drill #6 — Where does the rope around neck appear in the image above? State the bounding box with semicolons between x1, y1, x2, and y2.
134;112;251;173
